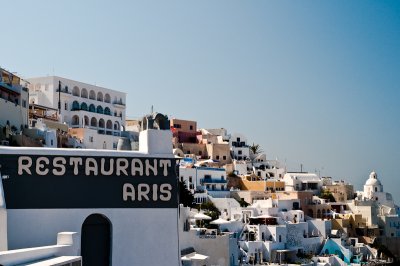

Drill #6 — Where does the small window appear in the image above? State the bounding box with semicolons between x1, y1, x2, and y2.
223;156;226;160
199;151;202;155
190;125;193;130
89;136;93;142
189;177;192;183
22;100;26;108
238;150;242;155
216;155;220;160
64;102;68;110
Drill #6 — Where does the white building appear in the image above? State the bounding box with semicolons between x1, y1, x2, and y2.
239;199;323;264
252;154;286;179
0;68;29;134
283;173;322;193
27;76;126;150
230;133;250;161
0;126;181;265
361;171;395;208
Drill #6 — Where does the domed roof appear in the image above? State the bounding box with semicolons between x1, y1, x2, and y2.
365;171;382;186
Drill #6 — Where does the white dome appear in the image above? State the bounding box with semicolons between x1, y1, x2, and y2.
365;171;381;186
365;178;381;186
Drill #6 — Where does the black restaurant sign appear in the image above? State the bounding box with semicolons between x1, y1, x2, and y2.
0;154;178;209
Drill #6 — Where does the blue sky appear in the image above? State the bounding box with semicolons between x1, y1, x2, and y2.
2;1;400;201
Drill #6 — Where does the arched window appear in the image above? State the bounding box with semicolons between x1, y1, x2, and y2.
89;104;96;112
104;107;111;115
81;102;88;111
72;101;80;111
89;90;96;100
99;118;105;128
97;92;103;102
72;115;80;126
97;105;104;114
114;121;120;131
81;88;88;98
72;86;80;96
104;93;111;103
83;116;89;127
106;120;112;129
90;117;97;127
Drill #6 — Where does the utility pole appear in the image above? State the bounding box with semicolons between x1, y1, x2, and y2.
58;81;61;115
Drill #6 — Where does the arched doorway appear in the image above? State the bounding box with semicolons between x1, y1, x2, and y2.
81;214;112;266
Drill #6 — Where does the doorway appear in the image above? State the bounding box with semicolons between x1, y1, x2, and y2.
81;214;112;266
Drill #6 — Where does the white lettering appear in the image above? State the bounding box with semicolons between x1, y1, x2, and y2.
152;184;158;201
123;183;135;201
131;159;143;176
160;184;172;201
85;158;98;176
52;157;66;176
159;159;171;176
18;156;32;175
69;157;82;175
116;158;128;176
137;184;150;201
36;157;50;175
101;158;114;175
145;159;158;176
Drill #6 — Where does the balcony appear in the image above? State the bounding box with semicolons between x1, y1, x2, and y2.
200;178;227;184
56;88;72;94
113;100;125;107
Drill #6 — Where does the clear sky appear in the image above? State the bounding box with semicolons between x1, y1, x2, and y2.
2;1;400;202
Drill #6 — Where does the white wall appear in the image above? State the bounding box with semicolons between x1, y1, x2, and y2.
0;98;28;131
7;208;180;266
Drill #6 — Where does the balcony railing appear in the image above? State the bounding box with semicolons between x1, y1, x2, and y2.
113;100;125;106
200;178;227;184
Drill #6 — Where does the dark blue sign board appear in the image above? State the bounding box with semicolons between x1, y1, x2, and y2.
0;154;178;209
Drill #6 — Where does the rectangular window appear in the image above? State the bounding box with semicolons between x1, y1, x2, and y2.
190;125;193;130
223;155;226;160
65;102;68;110
238;150;242;155
189;177;192;183
216;155;220;160
22;100;26;108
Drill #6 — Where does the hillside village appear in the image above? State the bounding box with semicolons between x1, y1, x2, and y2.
1;67;399;266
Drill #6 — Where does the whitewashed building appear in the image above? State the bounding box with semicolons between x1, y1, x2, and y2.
230;133;250;161
27;76;126;150
0;68;29;134
283;173;322;193
0;126;181;265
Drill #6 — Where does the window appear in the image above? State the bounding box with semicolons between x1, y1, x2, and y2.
221;176;224;180
238;150;242;155
237;137;240;142
199;151;202;155
189;177;192;183
190;125;193;130
216;155;220;160
223;156;226;160
89;136;93;142
64;102;68;110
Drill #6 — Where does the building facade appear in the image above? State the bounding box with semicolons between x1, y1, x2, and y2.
27;76;126;149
